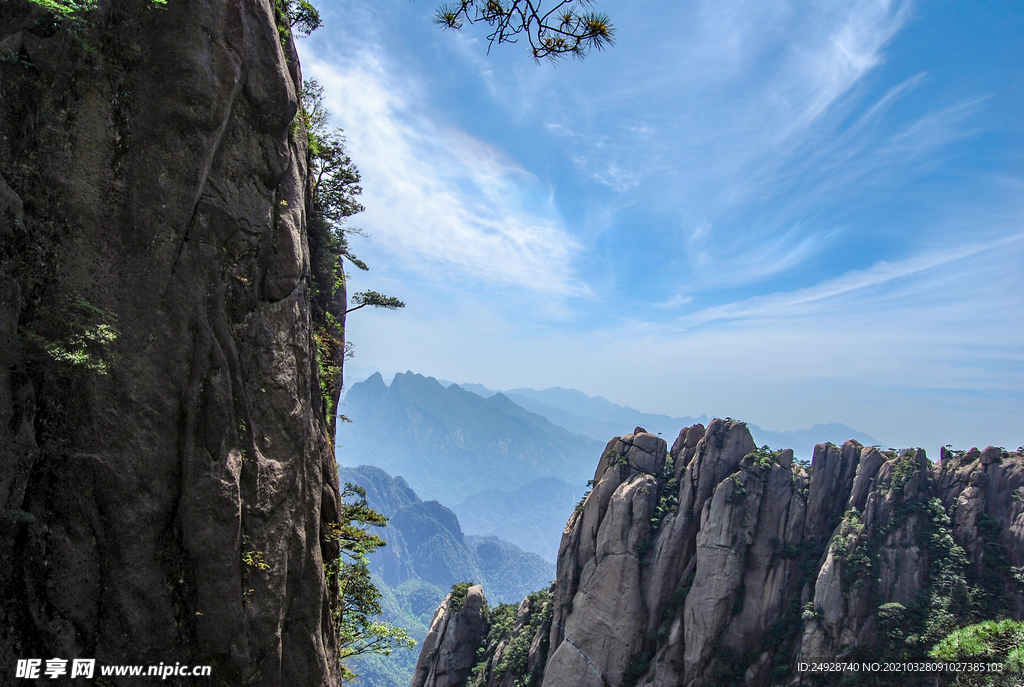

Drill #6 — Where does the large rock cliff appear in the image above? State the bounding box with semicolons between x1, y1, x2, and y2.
1;1;342;684
418;422;1024;686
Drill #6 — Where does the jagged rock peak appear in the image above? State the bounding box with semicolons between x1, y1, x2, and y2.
412;584;489;687
424;421;1024;687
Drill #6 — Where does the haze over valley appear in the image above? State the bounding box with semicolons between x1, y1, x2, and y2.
335;370;887;563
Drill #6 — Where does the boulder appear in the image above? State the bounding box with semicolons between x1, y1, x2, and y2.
683;468;765;680
542;473;658;687
980;446;1001;465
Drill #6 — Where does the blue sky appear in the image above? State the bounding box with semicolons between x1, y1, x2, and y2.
298;0;1023;453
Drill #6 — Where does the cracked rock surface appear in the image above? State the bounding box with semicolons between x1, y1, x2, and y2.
0;3;341;685
419;423;1024;687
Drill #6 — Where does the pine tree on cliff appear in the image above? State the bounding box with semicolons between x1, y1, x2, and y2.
298;77;407;432
433;0;615;62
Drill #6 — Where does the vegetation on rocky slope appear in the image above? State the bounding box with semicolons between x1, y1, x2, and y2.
411;424;1024;687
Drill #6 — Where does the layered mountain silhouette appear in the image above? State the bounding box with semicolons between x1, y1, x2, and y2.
336;372;602;504
338;465;554;604
337;372;885;563
451;477;583;562
462;383;882;461
337;465;554;687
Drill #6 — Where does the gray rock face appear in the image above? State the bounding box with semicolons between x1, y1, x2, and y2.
436;424;1024;687
1;4;342;685
721;462;800;654
682;467;766;677
466;590;553;687
412;585;490;687
547;430;667;663
847;446;885;511
804;440;862;541
543;472;659;687
798;450;931;662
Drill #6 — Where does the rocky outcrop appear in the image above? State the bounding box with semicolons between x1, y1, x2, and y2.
473;591;552;687
1;2;342;685
544;472;659;687
426;423;1024;687
412;584;554;687
546;428;666;669
412;584;490;687
796;447;931;663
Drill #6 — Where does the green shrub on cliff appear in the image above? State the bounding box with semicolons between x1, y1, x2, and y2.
25;0;96;18
930;620;1024;686
275;0;321;39
25;0;166;34
327;483;416;681
469;588;552;687
22;295;118;376
298;79;404;424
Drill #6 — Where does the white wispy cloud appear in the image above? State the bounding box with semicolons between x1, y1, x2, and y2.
782;0;913;135
594;162;641;192
680;233;1024;327
452;0;933;295
656;294;694;309
302;51;588;298
346;233;1024;452
674;0;917;208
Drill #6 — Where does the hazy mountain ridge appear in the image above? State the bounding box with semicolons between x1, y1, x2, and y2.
451;477;583;562
343;371;883;463
338;372;884;563
337;372;602;503
463;383;882;461
501;390;686;446
503;385;706;436
338;465;555;687
337;465;553;601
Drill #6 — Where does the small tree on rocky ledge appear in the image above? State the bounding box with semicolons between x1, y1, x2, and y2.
299;80;404;429
346;290;406;314
328;483;415;681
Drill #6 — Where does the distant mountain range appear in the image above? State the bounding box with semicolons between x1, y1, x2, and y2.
338;464;553;603
337;465;555;687
457;383;883;462
336;370;885;563
336;372;603;504
451;476;585;563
